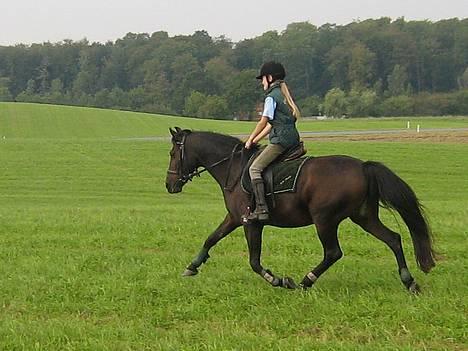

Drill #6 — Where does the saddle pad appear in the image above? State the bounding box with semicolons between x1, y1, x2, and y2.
241;156;312;195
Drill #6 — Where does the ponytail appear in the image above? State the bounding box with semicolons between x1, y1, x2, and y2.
280;81;301;119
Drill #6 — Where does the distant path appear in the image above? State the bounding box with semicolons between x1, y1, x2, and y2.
120;127;468;141
236;127;468;139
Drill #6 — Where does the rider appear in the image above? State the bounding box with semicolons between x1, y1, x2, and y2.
243;61;301;222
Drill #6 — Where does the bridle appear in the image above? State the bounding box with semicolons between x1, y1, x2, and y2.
166;133;244;190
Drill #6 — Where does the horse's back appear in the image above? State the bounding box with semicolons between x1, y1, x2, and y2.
305;155;364;178
298;155;368;218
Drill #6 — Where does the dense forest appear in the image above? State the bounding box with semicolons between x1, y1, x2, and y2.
1;17;468;118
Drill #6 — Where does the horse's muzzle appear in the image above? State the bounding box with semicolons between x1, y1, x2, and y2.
166;182;182;193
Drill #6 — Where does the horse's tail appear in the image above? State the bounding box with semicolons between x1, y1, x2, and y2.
362;161;436;273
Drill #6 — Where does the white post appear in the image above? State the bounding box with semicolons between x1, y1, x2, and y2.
407;121;410;129
417;124;420;133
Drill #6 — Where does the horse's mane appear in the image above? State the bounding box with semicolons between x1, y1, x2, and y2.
179;129;260;155
171;128;260;167
194;131;242;147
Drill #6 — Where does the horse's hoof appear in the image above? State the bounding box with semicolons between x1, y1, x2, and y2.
408;281;421;294
182;267;198;277
282;277;298;289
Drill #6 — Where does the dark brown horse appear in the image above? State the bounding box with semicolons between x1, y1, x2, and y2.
165;127;436;292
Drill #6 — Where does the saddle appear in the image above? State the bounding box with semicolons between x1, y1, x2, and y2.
241;141;311;197
275;141;307;163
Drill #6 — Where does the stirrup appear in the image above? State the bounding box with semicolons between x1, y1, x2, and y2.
242;209;269;224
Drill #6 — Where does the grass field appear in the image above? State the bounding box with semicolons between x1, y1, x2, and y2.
1;102;467;139
0;103;467;350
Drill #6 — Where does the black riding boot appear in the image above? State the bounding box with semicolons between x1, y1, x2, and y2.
243;179;269;223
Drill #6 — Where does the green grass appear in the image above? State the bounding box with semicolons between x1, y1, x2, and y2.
0;103;467;350
1;102;467;140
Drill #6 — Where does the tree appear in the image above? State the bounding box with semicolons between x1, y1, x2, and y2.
348;42;376;89
170;53;204;112
0;77;13;101
184;91;229;119
15;79;36;102
49;78;64;102
346;89;377;117
1;19;468;117
204;57;236;95
108;87;130;110
36;56;50;94
128;86;149;110
94;89;111;108
326;44;350;90
184;91;206;117
323;88;348;117
198;95;229;119
299;95;322;116
459;67;468;89
279;22;319;97
72;45;108;95
454;89;468;114
72;70;95;96
231;31;279;70
99;47;128;90
142;58;171;112
379;95;414;116
387;64;410;96
190;30;222;63
225;69;261;119
413;92;457;115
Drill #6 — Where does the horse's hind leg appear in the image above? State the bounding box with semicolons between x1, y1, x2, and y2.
300;220;343;289
183;213;239;276
351;212;420;293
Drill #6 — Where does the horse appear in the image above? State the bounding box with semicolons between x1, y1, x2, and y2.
165;127;436;292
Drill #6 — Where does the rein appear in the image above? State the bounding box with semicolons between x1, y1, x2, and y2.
167;134;244;190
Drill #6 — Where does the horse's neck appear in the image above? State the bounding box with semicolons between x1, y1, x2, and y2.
197;143;245;188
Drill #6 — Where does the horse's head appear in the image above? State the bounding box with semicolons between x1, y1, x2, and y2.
166;127;198;193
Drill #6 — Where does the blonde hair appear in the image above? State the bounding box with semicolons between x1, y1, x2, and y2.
280;81;301;119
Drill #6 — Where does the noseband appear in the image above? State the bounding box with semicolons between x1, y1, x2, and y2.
167;134;244;188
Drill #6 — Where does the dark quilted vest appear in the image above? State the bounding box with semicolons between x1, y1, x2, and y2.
266;82;300;149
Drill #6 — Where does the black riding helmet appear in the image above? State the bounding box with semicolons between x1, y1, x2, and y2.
256;61;286;80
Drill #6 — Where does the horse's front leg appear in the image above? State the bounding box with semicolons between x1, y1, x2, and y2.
244;224;297;289
183;213;240;276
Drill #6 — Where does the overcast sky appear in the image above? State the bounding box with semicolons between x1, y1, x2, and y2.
1;0;467;45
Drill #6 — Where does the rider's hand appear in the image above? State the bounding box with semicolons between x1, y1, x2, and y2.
245;140;253;149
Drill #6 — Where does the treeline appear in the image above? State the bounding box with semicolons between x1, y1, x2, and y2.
1;17;468;118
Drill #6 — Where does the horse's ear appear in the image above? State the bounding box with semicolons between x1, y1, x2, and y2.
175;127;182;133
169;128;177;137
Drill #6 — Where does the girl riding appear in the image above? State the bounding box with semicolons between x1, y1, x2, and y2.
243;61;301;223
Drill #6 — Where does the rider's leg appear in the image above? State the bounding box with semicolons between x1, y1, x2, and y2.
246;143;285;221
249;178;269;220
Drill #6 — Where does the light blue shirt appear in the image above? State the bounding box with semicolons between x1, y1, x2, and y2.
262;96;277;120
